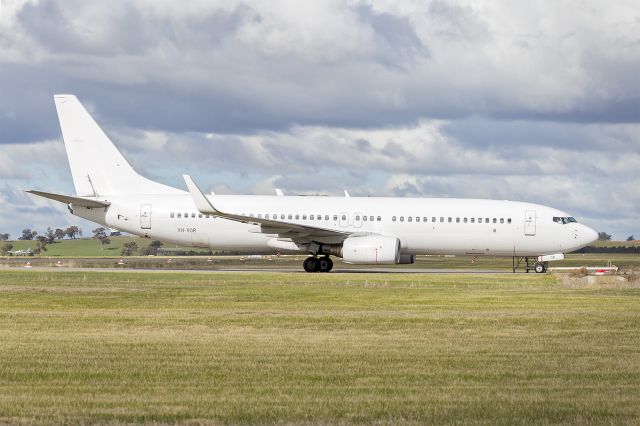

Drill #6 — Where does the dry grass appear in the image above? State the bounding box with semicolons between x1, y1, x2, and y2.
0;270;639;425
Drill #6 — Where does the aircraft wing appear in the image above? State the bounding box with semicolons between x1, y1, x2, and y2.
183;175;351;243
26;190;111;208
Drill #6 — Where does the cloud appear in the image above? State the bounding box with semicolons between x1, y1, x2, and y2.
0;0;638;238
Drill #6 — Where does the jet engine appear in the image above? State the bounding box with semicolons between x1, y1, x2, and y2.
341;235;401;264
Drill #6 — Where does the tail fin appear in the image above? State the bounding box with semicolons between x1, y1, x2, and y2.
54;94;181;196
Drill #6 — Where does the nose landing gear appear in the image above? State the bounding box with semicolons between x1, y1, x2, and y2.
303;256;333;273
534;262;547;274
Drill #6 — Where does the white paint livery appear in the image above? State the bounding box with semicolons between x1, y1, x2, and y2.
28;95;599;272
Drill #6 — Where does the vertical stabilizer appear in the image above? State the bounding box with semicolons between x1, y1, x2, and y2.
54;94;181;196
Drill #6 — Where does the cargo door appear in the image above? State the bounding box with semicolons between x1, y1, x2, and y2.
140;204;152;229
524;210;536;236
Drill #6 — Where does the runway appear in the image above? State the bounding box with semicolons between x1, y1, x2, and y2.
6;265;518;274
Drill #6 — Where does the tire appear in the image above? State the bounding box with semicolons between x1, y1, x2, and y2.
303;256;320;273
534;263;546;273
318;256;333;273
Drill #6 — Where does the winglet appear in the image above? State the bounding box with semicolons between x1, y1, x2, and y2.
183;175;218;214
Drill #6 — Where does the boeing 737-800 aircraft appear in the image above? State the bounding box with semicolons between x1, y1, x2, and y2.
28;95;598;272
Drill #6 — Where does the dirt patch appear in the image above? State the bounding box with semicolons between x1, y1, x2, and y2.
557;271;640;288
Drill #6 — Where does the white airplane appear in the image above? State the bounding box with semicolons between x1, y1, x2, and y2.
7;249;33;256
28;95;598;273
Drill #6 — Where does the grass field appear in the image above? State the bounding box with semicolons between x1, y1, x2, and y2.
4;237;639;258
0;270;639;424
3;236;208;257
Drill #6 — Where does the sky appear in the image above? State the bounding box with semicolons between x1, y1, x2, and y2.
0;0;638;239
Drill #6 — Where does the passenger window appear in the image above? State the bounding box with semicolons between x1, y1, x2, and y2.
377;216;381;221
508;218;512;224
170;212;175;218
500;218;504;224
440;217;444;223
416;217;420;222
185;212;189;218
177;213;182;218
408;217;412;222
341;214;347;221
302;214;307;220
258;214;263;219
493;218;497;223
295;214;300;220
326;215;330;220
333;215;338;221
423;217;428;222
355;215;360;221
432;217;436;222
191;213;196;218
392;216;397;222
464;218;468;223
448;217;452;223
198;213;203;218
370;216;374;221
478;217;482;223
363;216;367;221
471;218;474;223
400;216;404;222
288;214;293;220
310;215;314;220
456;217;460;223
205;214;210;218
485;218;489;223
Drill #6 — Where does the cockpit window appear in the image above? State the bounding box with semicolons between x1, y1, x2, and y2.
553;216;578;224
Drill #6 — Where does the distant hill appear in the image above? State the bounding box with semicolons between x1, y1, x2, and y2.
3;237;639;257
2;236;210;257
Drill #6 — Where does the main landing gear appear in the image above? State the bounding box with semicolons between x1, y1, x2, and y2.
303;256;334;273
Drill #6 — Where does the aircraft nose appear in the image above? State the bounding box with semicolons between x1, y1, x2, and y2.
582;225;599;245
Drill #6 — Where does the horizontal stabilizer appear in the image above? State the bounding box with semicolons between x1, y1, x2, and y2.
27;190;111;208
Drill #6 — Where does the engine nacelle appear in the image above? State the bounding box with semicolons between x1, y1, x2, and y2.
341;236;400;265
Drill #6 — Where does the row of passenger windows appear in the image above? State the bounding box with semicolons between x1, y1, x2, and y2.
392;216;512;224
168;212;512;225
170;212;212;219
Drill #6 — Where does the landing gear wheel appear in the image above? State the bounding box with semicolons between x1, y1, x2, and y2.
534;263;546;274
318;256;333;273
303;256;320;273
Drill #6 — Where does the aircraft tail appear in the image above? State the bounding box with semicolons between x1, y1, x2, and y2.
53;94;181;196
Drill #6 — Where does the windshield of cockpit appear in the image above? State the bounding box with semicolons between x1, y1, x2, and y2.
553;217;577;224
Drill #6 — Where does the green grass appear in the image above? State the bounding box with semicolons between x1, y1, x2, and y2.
591;240;640;248
5;237;638;258
0;270;639;424
4;236;207;257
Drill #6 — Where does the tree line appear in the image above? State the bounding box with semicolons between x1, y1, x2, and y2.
0;226;83;242
0;226;83;255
